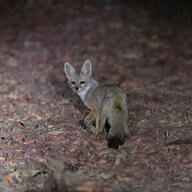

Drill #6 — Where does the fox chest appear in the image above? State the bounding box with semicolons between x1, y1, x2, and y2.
77;86;92;109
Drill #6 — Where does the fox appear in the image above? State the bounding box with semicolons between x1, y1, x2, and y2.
64;60;128;149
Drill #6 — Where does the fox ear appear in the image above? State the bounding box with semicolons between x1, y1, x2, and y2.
81;59;92;76
64;62;75;79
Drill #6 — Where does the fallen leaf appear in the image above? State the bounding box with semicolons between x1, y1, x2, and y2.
0;157;5;162
31;113;43;120
46;130;64;136
10;161;17;166
7;176;12;183
182;176;190;181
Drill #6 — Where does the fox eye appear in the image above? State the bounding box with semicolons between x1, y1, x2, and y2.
80;81;85;85
71;81;76;85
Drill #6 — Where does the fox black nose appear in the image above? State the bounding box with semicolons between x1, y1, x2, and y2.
75;87;79;91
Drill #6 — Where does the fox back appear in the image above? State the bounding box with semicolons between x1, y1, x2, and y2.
64;60;128;149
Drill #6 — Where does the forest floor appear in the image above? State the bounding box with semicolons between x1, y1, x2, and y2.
0;2;192;192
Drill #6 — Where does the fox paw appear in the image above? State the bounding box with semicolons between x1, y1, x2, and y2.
95;132;102;141
95;134;100;141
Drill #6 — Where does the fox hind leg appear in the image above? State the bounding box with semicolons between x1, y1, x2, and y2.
96;115;107;140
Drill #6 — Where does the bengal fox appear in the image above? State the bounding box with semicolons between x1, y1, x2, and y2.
64;60;128;149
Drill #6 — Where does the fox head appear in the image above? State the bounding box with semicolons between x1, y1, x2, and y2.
64;60;92;94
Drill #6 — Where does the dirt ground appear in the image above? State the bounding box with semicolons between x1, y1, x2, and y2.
0;1;192;192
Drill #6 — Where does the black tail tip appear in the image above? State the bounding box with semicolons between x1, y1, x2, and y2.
108;136;124;149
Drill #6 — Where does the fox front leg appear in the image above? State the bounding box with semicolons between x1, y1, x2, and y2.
84;111;95;128
84;106;99;129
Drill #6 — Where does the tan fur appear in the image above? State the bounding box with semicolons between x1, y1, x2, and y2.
64;60;128;149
